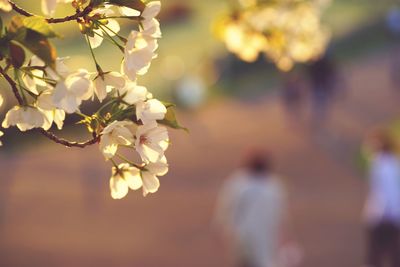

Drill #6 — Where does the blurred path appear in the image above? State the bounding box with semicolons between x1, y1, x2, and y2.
0;51;399;267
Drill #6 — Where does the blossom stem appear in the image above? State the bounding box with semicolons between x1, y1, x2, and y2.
97;22;127;43
0;66;23;105
85;35;102;74
110;158;119;168
97;24;125;52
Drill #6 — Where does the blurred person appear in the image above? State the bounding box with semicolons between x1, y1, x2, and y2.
281;71;306;126
214;150;301;267
307;53;339;127
364;134;400;267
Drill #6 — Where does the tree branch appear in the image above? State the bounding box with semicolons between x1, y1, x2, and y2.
8;1;93;24
0;67;100;148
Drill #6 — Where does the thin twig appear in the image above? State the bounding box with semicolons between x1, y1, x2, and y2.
9;0;93;24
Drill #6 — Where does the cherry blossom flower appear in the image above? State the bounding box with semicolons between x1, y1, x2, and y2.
2;106;49;132
52;69;94;113
122;31;157;80
140;1;162;38
0;0;12;12
110;163;142;199
141;156;168;196
46;57;71;80
36;90;66;130
117;80;148;105
94;72;125;102
136;99;167;124
135;122;169;163
99;120;135;159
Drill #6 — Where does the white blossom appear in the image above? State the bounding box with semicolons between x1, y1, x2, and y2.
136;99;167;124
117;80;148;105
36;90;66;130
0;94;3;108
110;163;142;199
122;31;157;80
0;0;12;12
94;72;125;102
46;57;70;80
135;122;169;163
52;69;94;113
2;106;49;132
140;1;162;38
141;156;168;196
100;120;135;159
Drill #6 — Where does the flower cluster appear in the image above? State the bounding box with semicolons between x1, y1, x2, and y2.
215;0;331;71
0;0;183;199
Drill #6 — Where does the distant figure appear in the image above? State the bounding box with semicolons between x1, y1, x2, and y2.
214;150;300;267
364;134;400;267
307;53;338;126
281;71;305;125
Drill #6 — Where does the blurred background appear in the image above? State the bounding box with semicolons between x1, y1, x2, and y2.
1;0;400;266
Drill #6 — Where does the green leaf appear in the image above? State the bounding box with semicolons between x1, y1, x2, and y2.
23;17;59;38
9;42;25;68
17;30;57;68
108;0;146;12
159;105;188;132
7;16;27;41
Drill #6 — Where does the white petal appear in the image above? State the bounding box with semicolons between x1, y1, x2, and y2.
124;168;143;190
119;6;140;16
147;156;168;176
141;171;160;196
88;31;104;49
142;1;161;20
110;175;129;199
103;19;120;36
123;85;148;105
2;106;21;129
94;77;108;102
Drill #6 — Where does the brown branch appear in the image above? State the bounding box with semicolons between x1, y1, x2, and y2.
0;67;100;148
0;66;24;105
9;1;93;24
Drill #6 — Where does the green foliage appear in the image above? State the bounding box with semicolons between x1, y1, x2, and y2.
159;104;188;132
6;16;57;68
23;17;59;38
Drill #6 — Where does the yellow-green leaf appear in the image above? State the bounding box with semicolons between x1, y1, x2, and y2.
23;17;59;38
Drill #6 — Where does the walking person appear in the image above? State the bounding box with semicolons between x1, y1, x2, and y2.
364;134;400;267
214;150;300;267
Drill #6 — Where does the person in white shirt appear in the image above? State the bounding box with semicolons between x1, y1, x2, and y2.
214;150;295;267
364;135;400;267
